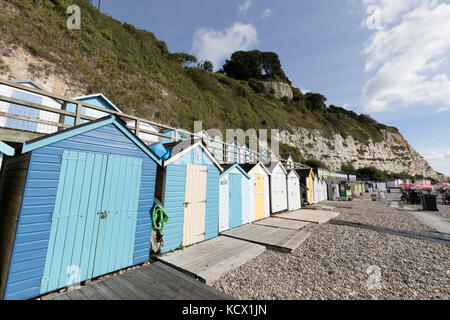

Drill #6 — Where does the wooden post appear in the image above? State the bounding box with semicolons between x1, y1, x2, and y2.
58;102;67;132
135;119;140;137
75;103;82;126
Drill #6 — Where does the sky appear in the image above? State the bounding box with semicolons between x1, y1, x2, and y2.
98;0;450;176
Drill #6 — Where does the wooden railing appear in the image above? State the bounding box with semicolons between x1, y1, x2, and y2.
0;78;310;168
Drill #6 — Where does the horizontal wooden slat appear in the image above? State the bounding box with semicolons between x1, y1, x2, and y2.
0;111;71;128
0;95;75;117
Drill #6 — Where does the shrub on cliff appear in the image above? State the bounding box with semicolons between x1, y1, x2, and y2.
222;50;291;84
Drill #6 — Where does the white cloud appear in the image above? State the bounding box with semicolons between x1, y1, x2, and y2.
422;150;450;176
361;1;450;113
362;0;423;26
191;22;258;71
299;87;310;94
261;9;273;20
238;0;253;16
436;106;450;113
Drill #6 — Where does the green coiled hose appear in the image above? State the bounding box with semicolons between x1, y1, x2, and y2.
152;204;169;230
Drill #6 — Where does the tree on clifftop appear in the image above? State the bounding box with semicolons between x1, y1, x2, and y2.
198;60;214;72
222;50;291;84
169;52;198;68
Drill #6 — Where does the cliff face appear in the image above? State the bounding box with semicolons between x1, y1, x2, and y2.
263;82;293;100
280;127;446;180
0;43;85;98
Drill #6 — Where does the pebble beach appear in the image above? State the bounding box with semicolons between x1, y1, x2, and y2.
213;192;450;300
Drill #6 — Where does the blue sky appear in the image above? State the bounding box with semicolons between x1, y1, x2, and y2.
98;0;450;176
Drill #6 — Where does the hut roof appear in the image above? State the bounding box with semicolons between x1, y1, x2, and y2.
19;115;162;165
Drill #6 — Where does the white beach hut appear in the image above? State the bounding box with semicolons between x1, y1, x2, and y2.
287;169;302;211
265;161;288;214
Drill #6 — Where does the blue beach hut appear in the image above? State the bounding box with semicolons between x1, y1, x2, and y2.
161;126;191;144
0;115;161;300
64;93;122;126
219;164;251;232
153;140;223;253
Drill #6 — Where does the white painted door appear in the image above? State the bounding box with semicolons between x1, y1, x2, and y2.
183;164;208;246
287;175;301;211
272;172;287;213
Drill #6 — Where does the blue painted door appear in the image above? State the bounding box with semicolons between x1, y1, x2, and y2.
41;150;142;294
229;173;242;229
92;155;142;278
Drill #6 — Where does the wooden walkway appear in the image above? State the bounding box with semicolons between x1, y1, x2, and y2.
49;262;232;300
158;236;265;284
253;217;310;230
276;209;340;224
221;224;310;252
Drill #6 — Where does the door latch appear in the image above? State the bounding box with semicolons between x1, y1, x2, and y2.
184;202;190;208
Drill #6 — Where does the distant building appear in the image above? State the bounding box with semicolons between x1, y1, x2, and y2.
280;154;295;169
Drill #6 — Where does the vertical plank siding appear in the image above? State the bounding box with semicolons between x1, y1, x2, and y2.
219;165;250;232
219;172;230;232
250;165;270;219
204;161;220;241
0;153;31;300
1;123;157;300
269;164;288;214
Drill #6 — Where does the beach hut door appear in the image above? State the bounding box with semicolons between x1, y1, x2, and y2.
254;174;265;220
183;164;207;246
41;151;142;293
92;155;142;278
229;173;242;229
288;176;301;211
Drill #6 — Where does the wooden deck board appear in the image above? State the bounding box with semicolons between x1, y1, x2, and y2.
253;217;310;230
48;262;231;300
66;289;88;300
134;267;194;300
141;264;216;300
162;237;241;268
221;224;311;252
50;293;71;300
90;282;121;300
275;209;340;224
109;275;150;300
79;284;106;300
101;277;140;300
158;236;265;284
120;269;165;300
153;262;231;299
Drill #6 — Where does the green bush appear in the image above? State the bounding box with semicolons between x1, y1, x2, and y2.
248;79;265;93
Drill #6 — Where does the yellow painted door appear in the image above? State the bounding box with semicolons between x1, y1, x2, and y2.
254;174;265;220
308;177;313;204
183;164;207;246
